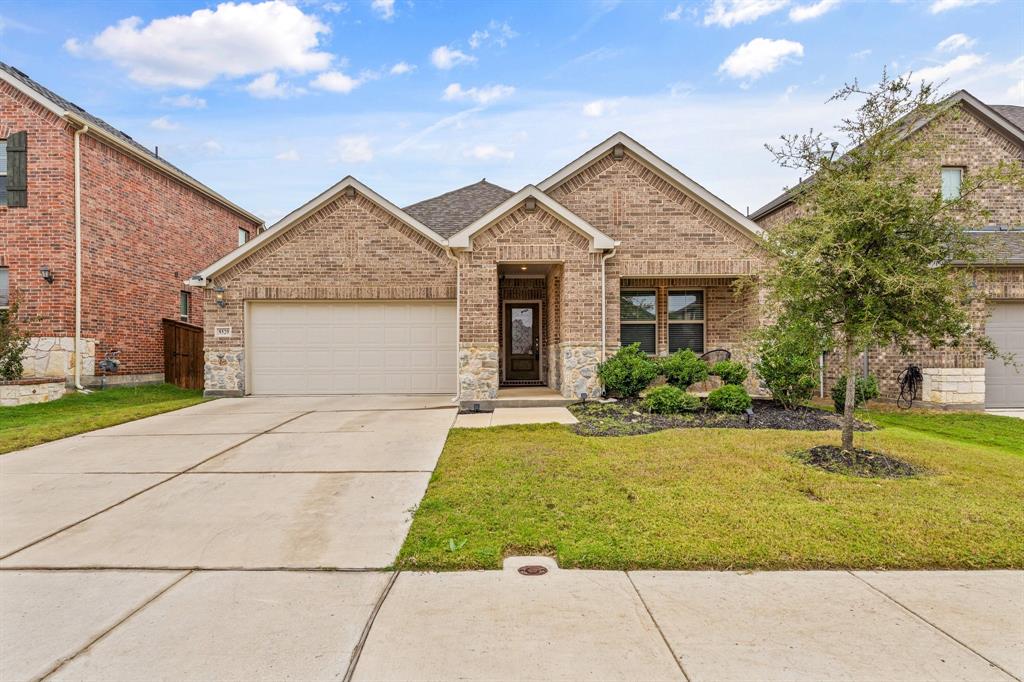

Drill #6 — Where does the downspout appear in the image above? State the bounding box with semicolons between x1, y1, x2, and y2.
444;246;461;404
600;247;617;361
73;125;90;391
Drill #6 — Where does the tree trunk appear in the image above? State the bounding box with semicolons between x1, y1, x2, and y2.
841;340;857;452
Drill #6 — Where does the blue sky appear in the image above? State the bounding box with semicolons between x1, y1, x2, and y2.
1;0;1021;223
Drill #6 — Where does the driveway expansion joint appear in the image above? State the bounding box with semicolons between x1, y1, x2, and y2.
343;570;400;682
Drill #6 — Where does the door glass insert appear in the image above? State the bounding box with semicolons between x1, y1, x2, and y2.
511;307;534;355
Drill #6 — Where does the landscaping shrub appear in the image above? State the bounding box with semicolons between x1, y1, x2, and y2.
832;374;880;412
0;299;30;381
707;384;752;414
710;359;749;386
660;348;708;388
643;385;701;414
596;343;659;398
753;322;819;409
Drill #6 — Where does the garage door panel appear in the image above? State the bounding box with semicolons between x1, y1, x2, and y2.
250;302;456;395
986;302;1024;408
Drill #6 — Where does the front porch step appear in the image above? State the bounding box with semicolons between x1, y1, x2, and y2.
461;386;576;411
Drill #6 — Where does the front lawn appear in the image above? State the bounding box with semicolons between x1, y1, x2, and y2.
398;422;1024;571
860;407;1024;456
0;384;207;454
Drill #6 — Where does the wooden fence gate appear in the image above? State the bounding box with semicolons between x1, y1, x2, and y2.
163;318;204;390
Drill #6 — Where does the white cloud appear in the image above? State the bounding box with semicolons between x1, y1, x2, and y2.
664;4;685;21
910;54;984;84
468;20;517;49
582;99;616;117
390;61;415;75
335;135;373;163
936;33;976;52
275;148;300;161
322;1;347;12
718;38;804;82
63;37;84;55
149;116;180;130
704;0;788;27
431;45;476;70
160;94;206;109
928;0;995;13
310;70;363;93
371;0;394;20
67;1;332;88
1007;80;1024;103
788;0;840;22
442;83;515;105
464;144;514;161
850;48;872;60
245;72;301;99
201;139;223;153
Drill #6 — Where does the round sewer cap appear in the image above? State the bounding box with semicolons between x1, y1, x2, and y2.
517;565;549;576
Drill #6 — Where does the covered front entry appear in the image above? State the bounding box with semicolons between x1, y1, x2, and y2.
248;301;456;395
498;264;559;388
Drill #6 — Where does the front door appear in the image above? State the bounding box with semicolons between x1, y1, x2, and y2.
505;303;540;382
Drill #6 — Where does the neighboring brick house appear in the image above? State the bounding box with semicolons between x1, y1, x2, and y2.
0;62;262;386
751;91;1024;409
192;133;767;405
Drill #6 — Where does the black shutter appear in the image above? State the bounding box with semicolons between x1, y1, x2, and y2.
6;131;27;208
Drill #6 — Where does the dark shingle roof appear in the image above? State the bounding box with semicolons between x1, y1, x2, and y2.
0;61;259;222
990;105;1024;133
967;229;1024;265
404;180;514;238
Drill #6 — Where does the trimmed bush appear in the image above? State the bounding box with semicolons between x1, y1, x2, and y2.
753;322;819;409
707;384;752;414
710;359;749;386
660;349;708;388
0;299;30;381
643;385;701;414
597;343;659;398
832;374;880;412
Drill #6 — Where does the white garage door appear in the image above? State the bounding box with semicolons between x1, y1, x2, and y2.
986;302;1024;408
249;301;456;395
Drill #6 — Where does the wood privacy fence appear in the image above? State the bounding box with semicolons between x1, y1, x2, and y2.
163;318;204;390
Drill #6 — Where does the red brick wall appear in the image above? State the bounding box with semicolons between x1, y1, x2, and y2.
1;83;260;377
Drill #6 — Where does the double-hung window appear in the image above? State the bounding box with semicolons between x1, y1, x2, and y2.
0;139;7;206
179;291;191;322
620;290;657;354
0;266;9;308
941;167;963;201
238;227;249;246
668;290;704;354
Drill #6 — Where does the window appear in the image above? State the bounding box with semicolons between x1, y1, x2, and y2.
941;167;963;201
0;267;8;308
668;290;704;354
620;290;657;354
0;139;7;207
179;291;190;322
238;227;249;246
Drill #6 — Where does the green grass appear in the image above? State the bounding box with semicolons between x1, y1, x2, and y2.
0;384;207;454
860;407;1024;456
398;422;1024;571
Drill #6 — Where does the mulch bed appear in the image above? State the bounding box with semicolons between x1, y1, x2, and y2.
791;445;924;479
569;399;873;437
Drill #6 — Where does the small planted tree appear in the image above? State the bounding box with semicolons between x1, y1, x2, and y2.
763;71;1023;451
0;297;31;381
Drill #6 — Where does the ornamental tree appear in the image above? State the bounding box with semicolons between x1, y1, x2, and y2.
761;71;1023;451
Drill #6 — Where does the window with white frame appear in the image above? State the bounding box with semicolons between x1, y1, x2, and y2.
668;290;704;354
941;167;963;201
0;139;7;207
620;290;657;354
238;227;249;246
179;291;190;322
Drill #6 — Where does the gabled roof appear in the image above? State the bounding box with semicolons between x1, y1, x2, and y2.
966;228;1024;265
538;131;765;240
404;179;514;238
191;176;447;285
0;61;261;225
447;185;617;251
750;90;1024;221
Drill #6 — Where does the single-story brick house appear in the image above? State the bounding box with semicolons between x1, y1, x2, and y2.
191;133;767;405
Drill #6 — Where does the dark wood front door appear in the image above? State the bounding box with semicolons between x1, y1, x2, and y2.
504;303;540;382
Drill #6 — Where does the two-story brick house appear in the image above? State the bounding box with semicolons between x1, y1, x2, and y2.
751;91;1024;409
1;62;262;387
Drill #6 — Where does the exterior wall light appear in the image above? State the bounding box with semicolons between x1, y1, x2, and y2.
214;286;227;307
40;266;54;283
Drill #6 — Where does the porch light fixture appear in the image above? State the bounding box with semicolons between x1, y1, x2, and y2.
520;266;528;271
523;197;537;213
214;286;226;307
40;266;54;284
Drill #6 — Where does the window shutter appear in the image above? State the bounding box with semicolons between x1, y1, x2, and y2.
6;131;27;208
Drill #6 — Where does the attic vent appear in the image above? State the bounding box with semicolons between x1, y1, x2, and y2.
612;143;625;160
523;197;538;213
344;186;357;199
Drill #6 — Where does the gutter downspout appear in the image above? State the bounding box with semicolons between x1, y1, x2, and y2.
600;246;618;361
73;125;90;391
444;246;461;404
